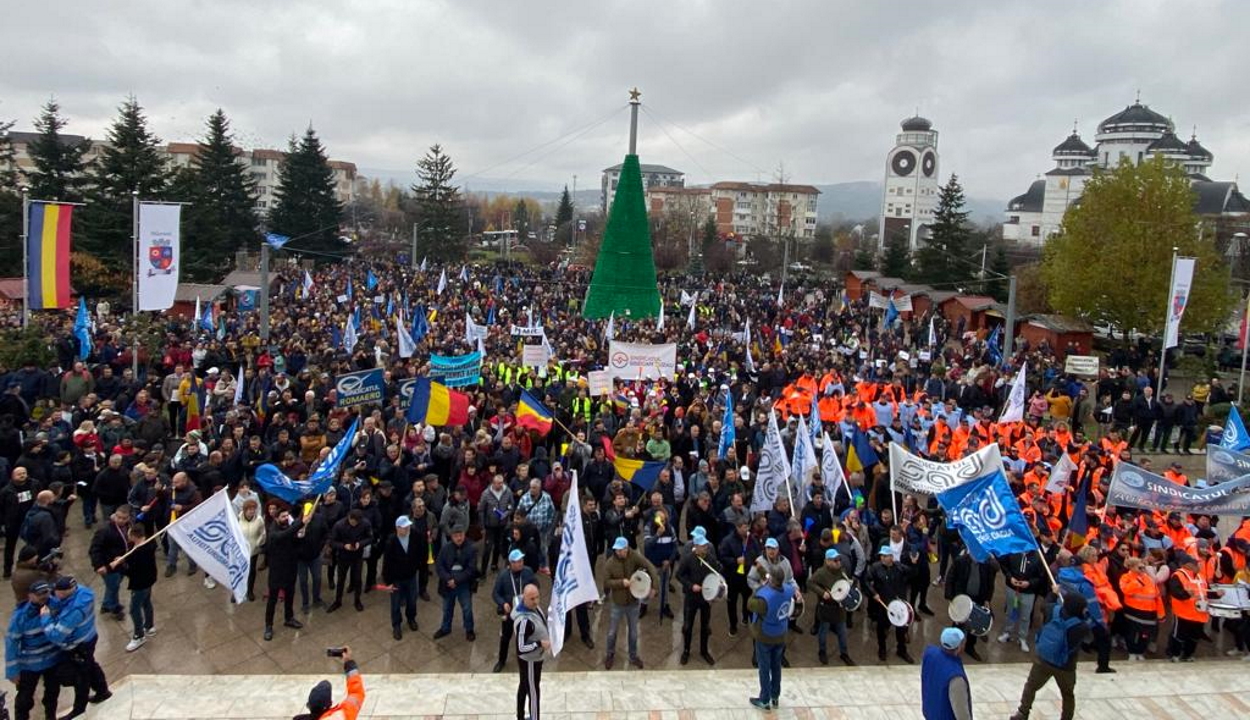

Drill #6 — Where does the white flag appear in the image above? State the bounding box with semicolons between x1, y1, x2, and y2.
657;300;666;331
792;415;818;504
465;312;489;345
343;315;358;354
233;364;244;405
751;411;792;513
137;203;181;311
820;431;848;502
302;270;314;297
459;265;468;282
1045;453;1078;494
436;268;447;295
165;488;252;603
928;316;936;348
193;297;201;327
546;471;598;656
605;311;615;341
680;290;695;306
396;310;416;358
777;283;784;306
999;361;1028;423
420;256;428;271
686;302;696;330
745;319;756;373
1164;256;1196;349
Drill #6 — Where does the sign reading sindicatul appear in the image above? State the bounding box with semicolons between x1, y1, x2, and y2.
335;368;384;408
606;341;677;381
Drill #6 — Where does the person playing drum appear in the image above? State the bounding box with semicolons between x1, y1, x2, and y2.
600;537;660;670
675;533;721;665
944;540;998;661
806;548;856;666
866;544;914;664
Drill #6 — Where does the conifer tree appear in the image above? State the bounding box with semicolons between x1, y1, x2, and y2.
914;174;972;284
24;100;89;201
269;126;343;256
412;144;463;261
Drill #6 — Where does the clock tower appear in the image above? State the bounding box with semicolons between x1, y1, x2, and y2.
879;114;940;253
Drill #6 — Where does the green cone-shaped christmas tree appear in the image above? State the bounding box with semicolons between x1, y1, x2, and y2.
582;153;660;319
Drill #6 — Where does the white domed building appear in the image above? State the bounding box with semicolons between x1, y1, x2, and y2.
1003;99;1247;245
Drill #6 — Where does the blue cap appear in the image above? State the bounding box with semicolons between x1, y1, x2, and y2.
694;535;710;547
395;516;412;529
508;549;525;563
765;538;779;550
612;537;629;551
941;627;966;650
878;545;893;556
691;526;707;539
28;580;52;595
825;548;841;561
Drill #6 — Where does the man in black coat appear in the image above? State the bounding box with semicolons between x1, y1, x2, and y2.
327;509;373;613
263;508;306;641
944;542;998;661
89;505;132;619
866;545;913;663
381;516;423;640
1128;387;1157;452
296;507;329;612
0;467;39;577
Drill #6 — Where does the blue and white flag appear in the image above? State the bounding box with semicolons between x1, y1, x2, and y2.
199;298;215;333
718;390;735;460
751;411;792;514
343;314;358;354
546;470;599;656
1221;407;1250;452
346;278;354;301
436;268;447;295
412;304;429;341
656;300;665;332
302;270;314;296
792;415;818;503
264;233;290;250
604;311;615;342
165;488;252;603
255;418;361;504
936;469;1037;562
999;362;1027;424
986;325;1003;366
233;364;244;405
459;265;468;282
820;431;848;502
686;301;696;331
73;297;92;360
365;269;378;291
396;310;416;358
420;256;427;272
885;297;899;329
809;390;820;442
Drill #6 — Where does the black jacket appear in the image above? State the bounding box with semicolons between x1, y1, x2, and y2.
865;560;910;608
381;533;423;585
265;517;303;587
0;480;39;533
295;513;329;563
944;551;998;605
89;522;131;571
1001;551;1050;595
329;518;373;560
92;467;131;507
123;541;158;591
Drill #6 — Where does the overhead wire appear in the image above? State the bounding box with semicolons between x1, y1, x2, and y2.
460;104;628;183
642;103;770;177
640;106;713;181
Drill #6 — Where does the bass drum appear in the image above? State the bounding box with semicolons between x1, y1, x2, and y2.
839;585;863;612
701;573;727;602
628;569;653;600
967;603;994;637
830;579;852;602
948;594;973;623
887;600;914;628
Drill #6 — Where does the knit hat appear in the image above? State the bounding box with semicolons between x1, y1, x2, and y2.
307;680;332;714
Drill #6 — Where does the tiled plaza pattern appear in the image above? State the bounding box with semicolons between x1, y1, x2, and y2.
82;661;1250;719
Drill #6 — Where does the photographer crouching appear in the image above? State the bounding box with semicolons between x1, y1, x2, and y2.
295;646;365;720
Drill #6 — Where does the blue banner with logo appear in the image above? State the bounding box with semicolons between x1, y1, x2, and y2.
255;418;359;503
1205;445;1250;484
334;368;384;408
936;469;1037;562
237;289;258;311
1109;462;1250;515
430;350;482;388
397;377;418;410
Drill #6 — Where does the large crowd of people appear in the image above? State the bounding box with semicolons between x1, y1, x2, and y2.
1;258;1248;719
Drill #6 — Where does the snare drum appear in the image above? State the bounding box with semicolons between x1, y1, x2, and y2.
967;603;994;637
887;599;914;628
701;573;727;602
830;579;853;602
629;569;653;600
948;594;973;623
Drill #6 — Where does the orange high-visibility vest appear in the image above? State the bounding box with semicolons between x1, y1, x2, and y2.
1216;546;1247;583
1171;568;1209;623
1119;570;1164;618
1084;561;1123;612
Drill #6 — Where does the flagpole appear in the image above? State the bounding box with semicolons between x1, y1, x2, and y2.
1157;248;1177;399
1240;290;1250;407
19;188;29;330
131;191;140;377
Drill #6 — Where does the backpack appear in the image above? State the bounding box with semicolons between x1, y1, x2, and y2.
1035;603;1086;668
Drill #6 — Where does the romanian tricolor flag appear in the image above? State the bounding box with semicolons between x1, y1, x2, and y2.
846;428;880;473
184;372;205;432
26;202;74;310
600;436;664;492
516;389;554;436
406;377;470;426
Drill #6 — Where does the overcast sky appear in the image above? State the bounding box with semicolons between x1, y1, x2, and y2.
5;0;1249;202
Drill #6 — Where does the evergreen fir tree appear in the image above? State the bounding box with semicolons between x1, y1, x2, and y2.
555;185;574;227
24;100;89;201
81;97;172;273
853;247;876;271
881;230;912;279
412;144;463;261
987;243;1011;300
0;119;16;191
175;110;261;281
702;216;718;250
269;126;343;256
914;174;972;284
513;199;530;241
0;119;19;276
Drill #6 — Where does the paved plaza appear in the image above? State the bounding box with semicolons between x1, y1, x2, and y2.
81;661;1250;719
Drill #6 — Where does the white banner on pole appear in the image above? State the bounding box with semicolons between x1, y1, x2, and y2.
165;488;252;603
751;411;792;513
999;362;1028;424
588;370;612;396
521;344;550;369
889;442;1004;496
546;471;598;656
1164;257;1196;349
465;313;489;345
137;203;181;311
606;341;677;380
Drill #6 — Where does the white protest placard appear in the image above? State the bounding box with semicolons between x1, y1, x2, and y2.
522;343;550;369
588;370;612;396
1064;355;1099;377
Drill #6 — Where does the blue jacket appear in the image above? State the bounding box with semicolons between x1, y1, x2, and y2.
42;586;98;650
920;645;970;720
5;602;62;678
1056;566;1104;626
753;581;796;640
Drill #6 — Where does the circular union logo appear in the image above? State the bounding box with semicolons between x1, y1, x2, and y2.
1119;471;1146;489
1213;451;1236;466
610;352;629;368
337;376;365;394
